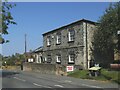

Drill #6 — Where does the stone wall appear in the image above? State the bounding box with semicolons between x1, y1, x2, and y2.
23;63;56;74
23;63;83;75
2;66;21;71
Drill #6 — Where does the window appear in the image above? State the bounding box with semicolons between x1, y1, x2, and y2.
68;54;75;63
47;36;51;46
56;54;61;63
47;55;52;63
56;34;61;44
68;30;75;42
44;57;47;62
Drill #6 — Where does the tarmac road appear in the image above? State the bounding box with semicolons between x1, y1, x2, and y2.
1;70;119;90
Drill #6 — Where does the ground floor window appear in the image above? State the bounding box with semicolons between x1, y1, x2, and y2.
56;54;61;63
68;54;75;63
47;55;52;63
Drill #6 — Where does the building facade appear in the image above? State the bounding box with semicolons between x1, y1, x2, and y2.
32;46;43;63
42;19;97;69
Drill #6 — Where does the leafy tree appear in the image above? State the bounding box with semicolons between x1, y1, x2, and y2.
2;53;25;66
0;1;16;44
92;2;120;68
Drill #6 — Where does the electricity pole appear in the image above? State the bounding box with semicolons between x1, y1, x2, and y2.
25;34;27;62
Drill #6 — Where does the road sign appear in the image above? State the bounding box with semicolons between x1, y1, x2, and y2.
66;66;74;72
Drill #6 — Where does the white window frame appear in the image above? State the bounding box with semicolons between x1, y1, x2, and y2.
68;54;75;63
56;35;61;44
47;37;51;46
56;55;61;63
44;57;47;62
68;30;75;42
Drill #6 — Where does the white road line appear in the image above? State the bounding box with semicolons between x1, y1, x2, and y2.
54;85;64;88
33;83;52;88
13;77;26;82
82;84;102;88
33;83;42;87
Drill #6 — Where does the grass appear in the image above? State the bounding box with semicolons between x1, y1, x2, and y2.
67;69;120;84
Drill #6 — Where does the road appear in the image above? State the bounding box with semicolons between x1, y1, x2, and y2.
1;70;119;90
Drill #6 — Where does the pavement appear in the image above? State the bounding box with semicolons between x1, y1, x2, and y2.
1;70;120;90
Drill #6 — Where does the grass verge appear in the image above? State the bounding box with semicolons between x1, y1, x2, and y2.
67;69;120;84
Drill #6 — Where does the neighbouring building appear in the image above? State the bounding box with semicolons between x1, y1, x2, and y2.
42;19;97;69
32;46;43;63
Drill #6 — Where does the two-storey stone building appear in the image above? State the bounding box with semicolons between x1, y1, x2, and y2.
42;19;97;69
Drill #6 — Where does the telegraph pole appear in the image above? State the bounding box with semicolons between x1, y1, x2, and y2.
24;34;27;63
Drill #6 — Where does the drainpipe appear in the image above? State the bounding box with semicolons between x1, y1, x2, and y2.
86;22;88;69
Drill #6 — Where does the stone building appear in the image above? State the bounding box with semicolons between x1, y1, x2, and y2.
42;19;97;69
32;46;43;63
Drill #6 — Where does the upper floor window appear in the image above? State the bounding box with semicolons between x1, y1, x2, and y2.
68;30;75;42
56;54;61;63
47;36;51;46
56;33;61;45
68;53;75;63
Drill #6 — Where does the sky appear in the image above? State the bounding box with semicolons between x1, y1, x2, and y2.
1;2;112;56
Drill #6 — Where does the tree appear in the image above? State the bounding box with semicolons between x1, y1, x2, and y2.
0;1;16;44
92;2;120;68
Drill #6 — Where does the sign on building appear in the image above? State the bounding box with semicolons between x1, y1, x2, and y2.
66;66;74;72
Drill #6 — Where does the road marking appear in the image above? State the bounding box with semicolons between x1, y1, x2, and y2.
54;85;64;88
82;84;102;88
33;83;52;88
13;77;26;82
33;83;42;87
64;80;72;83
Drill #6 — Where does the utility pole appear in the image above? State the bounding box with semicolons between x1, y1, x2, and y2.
25;34;27;62
86;22;88;69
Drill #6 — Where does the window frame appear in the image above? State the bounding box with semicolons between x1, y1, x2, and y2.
47;36;51;46
68;29;75;42
56;33;61;45
56;54;61;63
68;54;75;63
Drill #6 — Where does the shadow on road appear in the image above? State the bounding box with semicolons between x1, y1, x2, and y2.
2;71;19;78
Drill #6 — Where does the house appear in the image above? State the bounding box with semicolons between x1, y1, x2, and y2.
42;19;97;69
25;52;34;63
32;46;43;63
